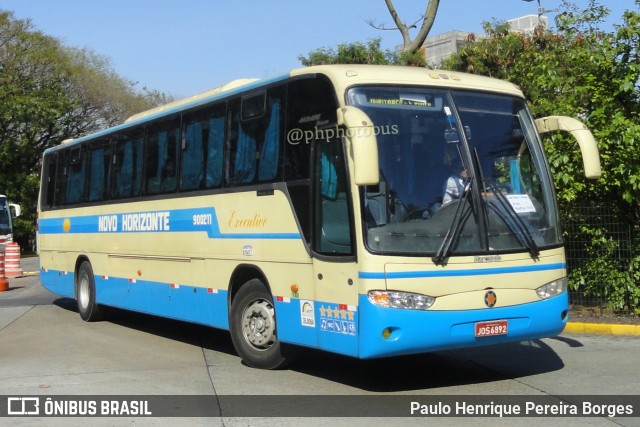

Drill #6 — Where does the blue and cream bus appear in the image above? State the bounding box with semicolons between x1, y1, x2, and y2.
37;65;600;369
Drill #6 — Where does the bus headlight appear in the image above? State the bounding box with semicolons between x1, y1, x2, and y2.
536;277;568;299
368;290;435;310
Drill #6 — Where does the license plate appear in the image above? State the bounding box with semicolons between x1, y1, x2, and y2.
475;320;508;337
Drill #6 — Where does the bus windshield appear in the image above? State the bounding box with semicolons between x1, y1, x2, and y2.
349;86;559;257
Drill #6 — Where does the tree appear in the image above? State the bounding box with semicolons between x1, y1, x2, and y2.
0;11;172;249
444;0;640;312
368;0;440;55
299;38;393;66
300;0;441;67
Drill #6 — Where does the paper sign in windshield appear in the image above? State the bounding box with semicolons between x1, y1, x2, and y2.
506;194;536;213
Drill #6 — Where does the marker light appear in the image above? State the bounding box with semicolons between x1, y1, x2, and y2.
368;290;435;310
536;277;568;299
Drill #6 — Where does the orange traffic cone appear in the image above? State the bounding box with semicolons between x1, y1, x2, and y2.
4;241;22;278
0;240;7;292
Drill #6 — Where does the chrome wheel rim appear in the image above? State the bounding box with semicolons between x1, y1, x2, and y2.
78;273;90;310
241;299;276;350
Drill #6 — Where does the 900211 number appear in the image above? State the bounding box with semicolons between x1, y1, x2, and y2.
193;213;213;226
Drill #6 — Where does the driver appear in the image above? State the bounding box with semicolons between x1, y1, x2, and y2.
442;159;468;206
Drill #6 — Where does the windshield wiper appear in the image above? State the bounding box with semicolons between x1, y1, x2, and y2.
485;182;540;258
432;177;473;265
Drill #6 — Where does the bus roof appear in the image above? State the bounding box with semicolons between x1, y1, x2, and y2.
292;64;524;100
46;65;524;153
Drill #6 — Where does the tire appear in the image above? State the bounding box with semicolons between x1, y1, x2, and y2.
229;279;295;369
76;260;106;322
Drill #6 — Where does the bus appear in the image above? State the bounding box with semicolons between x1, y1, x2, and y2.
37;65;601;369
0;195;21;243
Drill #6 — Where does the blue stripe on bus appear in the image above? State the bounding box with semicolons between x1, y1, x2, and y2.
358;263;565;280
38;207;301;240
40;267;230;328
40;266;359;356
40;266;568;360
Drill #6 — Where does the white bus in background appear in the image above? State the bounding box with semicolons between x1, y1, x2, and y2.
0;194;20;243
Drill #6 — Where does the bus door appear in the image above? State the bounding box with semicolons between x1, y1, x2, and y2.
311;140;359;357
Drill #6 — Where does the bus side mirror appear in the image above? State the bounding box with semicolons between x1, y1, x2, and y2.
337;106;380;185
535;116;602;179
9;204;20;218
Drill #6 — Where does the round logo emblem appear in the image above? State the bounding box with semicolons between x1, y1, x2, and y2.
484;290;497;308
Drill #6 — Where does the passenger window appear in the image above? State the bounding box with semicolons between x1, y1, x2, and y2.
227;88;284;186
65;147;86;205
146;119;179;194
88;140;111;202
42;154;58;209
181;104;226;191
113;131;144;199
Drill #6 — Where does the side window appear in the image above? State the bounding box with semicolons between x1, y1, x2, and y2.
41;154;58;209
88;140;111;203
229;96;260;185
65;147;86;205
285;76;339;246
226;88;285;187
113;131;144;199
284;76;337;181
181;103;226;191
145;119;180;195
313;139;352;255
258;87;285;182
54;151;67;206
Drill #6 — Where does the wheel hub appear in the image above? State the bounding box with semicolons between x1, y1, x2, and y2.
78;274;89;310
242;300;276;349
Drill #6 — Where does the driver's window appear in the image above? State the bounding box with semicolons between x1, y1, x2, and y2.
313;141;352;255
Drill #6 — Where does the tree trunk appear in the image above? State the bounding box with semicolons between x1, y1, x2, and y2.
384;0;440;54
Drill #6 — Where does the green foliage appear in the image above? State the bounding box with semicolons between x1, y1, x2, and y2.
569;225;640;312
444;0;640;313
298;37;427;67
0;10;173;249
299;38;393;66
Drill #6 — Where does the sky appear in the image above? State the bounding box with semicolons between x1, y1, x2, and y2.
1;0;635;98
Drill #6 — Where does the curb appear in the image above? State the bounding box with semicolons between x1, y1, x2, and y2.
565;322;640;336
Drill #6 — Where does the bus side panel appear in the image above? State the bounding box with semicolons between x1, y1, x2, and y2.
40;263;229;329
357;292;568;359
275;297;359;357
96;276;229;329
146;282;229;328
274;298;318;348
315;301;359;357
39;265;75;299
95;276;146;312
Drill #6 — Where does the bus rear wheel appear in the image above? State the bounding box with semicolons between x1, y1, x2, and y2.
229;279;294;369
76;260;105;322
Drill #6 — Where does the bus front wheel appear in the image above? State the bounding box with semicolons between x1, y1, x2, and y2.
76;260;105;322
229;279;294;369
